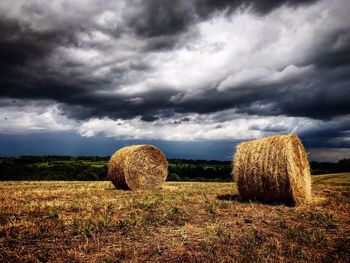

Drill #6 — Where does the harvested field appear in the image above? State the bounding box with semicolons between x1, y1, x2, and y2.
0;173;349;262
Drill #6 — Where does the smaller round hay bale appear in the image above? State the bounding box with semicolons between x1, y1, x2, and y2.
233;134;311;206
108;144;168;190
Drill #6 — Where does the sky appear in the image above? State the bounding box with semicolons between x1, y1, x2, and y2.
0;0;349;161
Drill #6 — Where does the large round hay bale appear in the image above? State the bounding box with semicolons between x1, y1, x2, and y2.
108;144;168;190
233;134;311;206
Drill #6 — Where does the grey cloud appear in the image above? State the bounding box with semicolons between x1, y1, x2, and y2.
143;35;183;52
249;123;287;133
127;0;194;37
311;29;350;69
194;0;318;16
299;117;350;149
1;0;349;162
128;0;319;38
0;0;349;126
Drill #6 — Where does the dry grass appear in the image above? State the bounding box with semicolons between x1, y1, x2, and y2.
108;145;168;190
234;134;311;206
0;174;349;262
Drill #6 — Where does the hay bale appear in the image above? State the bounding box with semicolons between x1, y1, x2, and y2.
108;144;168;190
233;134;311;206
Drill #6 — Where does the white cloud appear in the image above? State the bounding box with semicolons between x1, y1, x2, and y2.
0;0;349;161
217;65;315;91
108;0;349;100
3;0;348;102
0;102;74;133
77;112;314;141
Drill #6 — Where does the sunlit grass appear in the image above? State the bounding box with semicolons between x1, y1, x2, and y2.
0;174;349;262
312;172;350;186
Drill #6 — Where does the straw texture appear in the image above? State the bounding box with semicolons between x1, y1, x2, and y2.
233;134;311;206
108;145;168;190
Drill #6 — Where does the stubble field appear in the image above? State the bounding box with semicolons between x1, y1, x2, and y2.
0;173;349;262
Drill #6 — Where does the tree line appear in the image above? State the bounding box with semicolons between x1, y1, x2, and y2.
0;156;349;181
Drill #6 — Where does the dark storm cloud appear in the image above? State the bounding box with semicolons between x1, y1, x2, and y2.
194;0;318;16
311;29;350;69
142;35;184;52
128;0;319;38
243;28;350;119
301;119;350;149
277;79;350;119
128;0;194;37
55;86;174;121
0;0;348;124
0;17;78;70
227;69;350;120
178;26;350;120
122;0;320;53
0;0;349;161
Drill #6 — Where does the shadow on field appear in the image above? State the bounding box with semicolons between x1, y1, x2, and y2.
216;194;292;206
216;194;242;202
104;187;129;191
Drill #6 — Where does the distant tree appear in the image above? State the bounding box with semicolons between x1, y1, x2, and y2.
167;173;181;181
